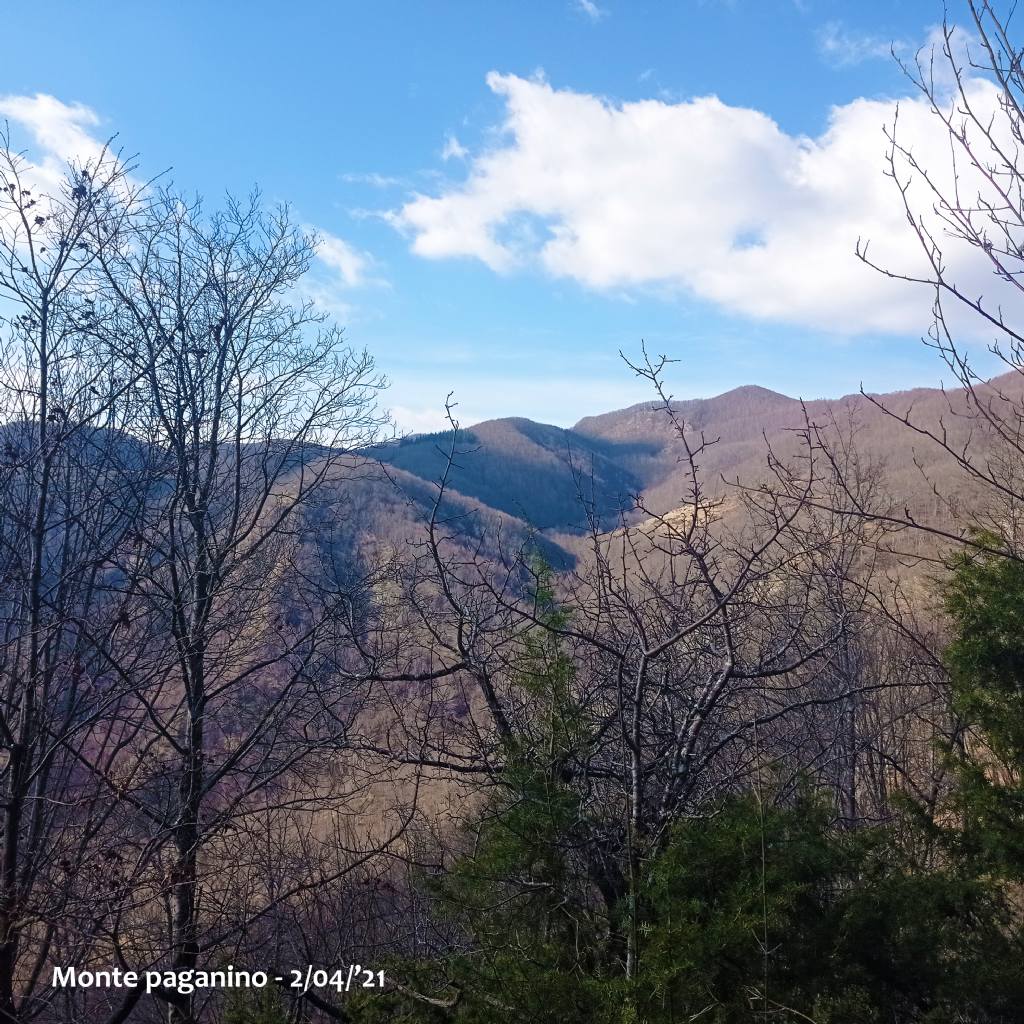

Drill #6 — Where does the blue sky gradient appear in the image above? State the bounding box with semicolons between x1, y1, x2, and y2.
0;0;996;430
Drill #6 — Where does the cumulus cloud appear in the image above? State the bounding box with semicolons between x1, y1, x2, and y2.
390;68;1019;336
0;93;104;162
0;92;114;197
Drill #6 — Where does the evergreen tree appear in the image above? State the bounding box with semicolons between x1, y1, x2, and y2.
944;539;1024;879
365;559;1024;1023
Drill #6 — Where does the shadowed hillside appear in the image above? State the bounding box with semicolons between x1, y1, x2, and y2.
374;417;654;530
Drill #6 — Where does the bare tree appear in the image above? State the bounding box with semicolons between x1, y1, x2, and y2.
0;133;161;1023
350;351;912;995
822;1;1024;560
87;187;392;1023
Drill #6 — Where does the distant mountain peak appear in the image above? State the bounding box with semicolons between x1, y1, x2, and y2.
572;383;796;437
712;384;794;403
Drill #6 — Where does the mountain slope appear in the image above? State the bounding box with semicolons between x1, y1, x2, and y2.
374;417;653;530
356;372;1023;562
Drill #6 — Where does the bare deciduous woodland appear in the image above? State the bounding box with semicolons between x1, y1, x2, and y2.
4;2;1024;1022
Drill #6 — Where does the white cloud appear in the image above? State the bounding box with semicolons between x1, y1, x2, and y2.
390;69;1021;337
572;0;607;22
388;405;456;434
0;93;389;330
341;171;404;188
442;134;468;161
301;229;385;319
0;92;115;199
0;93;104;163
817;22;906;67
0;92;150;262
315;230;372;288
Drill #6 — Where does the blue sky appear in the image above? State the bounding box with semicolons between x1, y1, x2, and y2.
0;0;1002;431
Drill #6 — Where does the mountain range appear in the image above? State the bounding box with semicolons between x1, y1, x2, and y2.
352;374;1013;565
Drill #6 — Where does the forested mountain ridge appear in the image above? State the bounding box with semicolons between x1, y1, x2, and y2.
365;373;1017;557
